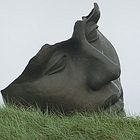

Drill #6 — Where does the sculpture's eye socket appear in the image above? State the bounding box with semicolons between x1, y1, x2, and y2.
45;55;66;75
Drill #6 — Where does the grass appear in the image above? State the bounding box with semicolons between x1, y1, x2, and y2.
0;106;140;140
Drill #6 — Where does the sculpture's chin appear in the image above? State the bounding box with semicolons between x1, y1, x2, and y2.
0;91;5;107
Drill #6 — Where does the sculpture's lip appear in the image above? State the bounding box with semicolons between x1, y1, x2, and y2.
103;94;120;110
104;97;124;112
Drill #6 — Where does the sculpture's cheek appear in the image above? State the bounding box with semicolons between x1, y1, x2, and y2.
32;62;84;96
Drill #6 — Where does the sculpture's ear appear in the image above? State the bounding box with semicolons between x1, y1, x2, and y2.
82;3;100;24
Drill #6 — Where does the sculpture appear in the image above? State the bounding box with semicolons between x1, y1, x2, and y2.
1;3;124;114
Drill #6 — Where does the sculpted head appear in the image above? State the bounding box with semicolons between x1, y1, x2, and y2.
1;3;124;113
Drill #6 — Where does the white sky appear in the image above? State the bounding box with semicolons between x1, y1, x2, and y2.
0;0;140;115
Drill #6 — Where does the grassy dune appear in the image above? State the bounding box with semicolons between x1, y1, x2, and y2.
0;106;140;140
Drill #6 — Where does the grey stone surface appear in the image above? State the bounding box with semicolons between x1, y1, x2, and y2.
1;3;124;114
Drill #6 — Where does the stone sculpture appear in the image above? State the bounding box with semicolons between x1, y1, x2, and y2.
1;3;124;114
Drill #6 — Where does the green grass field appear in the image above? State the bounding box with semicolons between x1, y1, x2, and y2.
0;106;140;140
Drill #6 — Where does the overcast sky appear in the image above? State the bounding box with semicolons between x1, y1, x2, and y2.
0;0;140;115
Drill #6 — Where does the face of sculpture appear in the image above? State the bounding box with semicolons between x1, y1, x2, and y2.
1;3;124;113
